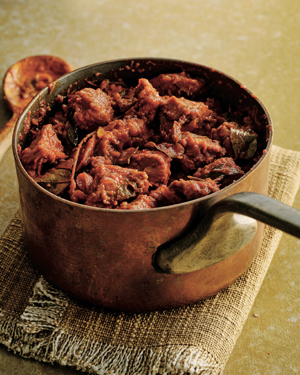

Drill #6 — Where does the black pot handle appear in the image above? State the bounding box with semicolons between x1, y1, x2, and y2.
153;192;300;274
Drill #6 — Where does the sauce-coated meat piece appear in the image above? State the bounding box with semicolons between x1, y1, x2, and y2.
117;147;138;165
96;116;152;162
105;116;152;143
161;96;213;123
211;121;258;160
179;132;226;172
84;164;150;207
131;78;163;122
100;79;136;112
149;186;172;207
211;121;236;157
193;157;244;182
119;194;157;210
96;122;129;162
161;178;220;205
76;172;93;194
48;110;68;137
20;124;67;177
129;150;172;187
159;96;216;139
89;156;113;170
150;72;205;97
68;88;114;131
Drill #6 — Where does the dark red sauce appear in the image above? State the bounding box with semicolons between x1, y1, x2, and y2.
18;71;267;210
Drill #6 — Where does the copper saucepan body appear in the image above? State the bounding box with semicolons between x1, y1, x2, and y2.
12;58;300;312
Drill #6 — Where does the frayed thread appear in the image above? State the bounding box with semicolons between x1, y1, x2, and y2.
0;277;221;375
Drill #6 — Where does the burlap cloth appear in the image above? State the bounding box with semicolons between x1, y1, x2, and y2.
1;144;300;375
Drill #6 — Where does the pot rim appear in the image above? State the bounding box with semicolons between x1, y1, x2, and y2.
12;57;273;214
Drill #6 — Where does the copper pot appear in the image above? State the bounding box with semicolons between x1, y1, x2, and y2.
12;58;300;312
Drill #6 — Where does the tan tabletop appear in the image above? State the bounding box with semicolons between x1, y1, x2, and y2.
1;1;300;374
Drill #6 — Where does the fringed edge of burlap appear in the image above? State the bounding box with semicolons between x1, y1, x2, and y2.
0;276;222;375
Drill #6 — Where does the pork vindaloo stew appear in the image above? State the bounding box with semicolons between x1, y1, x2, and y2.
18;71;268;210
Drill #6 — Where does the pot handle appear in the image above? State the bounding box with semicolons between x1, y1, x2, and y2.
153;192;300;274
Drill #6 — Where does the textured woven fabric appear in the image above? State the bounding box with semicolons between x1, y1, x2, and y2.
0;145;300;375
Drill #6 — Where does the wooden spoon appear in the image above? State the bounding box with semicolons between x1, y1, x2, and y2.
0;55;72;162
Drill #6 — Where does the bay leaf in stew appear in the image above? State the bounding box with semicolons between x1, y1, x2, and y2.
230;126;257;159
35;168;71;195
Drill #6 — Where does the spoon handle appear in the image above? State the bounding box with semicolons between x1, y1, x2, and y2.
0;113;18;163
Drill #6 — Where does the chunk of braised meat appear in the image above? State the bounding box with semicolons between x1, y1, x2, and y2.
128;78;163;123
20;124;67;177
95;122;128;162
105;116;152;143
150;72;206;98
211;121;258;159
129;150;172;187
76;172;93;195
159;96;217;140
178;132;226;172
89;155;113;169
100;79;136;113
168;121;182;143
193;157;244;186
95;116;153;163
84;156;113;182
84;164;150;207
161;178;220;205
48;110;68;137
149;186;173;207
119;194;157;210
68;88;114;131
117;147;138;165
68;154;112;203
210;121;236;156
160;96;213;123
69;186;87;203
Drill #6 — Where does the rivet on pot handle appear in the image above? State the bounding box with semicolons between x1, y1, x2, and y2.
153;192;300;274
